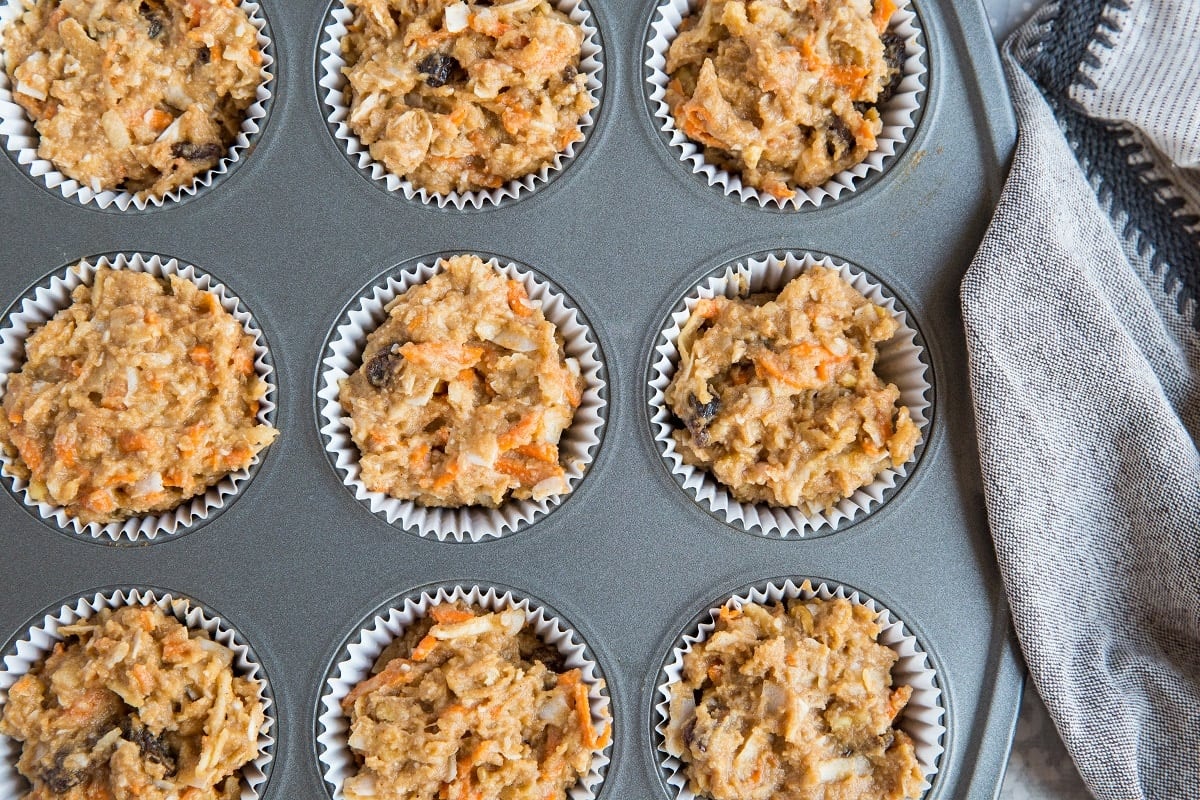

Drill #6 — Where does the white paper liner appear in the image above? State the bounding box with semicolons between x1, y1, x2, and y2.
317;584;612;800
0;253;278;541
318;0;603;210
0;0;273;211
645;0;927;209
648;251;932;536
318;255;606;542
655;578;945;799
0;587;275;799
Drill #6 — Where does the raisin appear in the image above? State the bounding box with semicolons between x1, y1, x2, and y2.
365;342;404;388
39;765;85;793
681;717;697;749
121;717;177;776
171;142;222;162
826;115;856;158
524;640;566;674
139;2;164;38
561;64;578;82
689;393;720;421
197;45;211;64
879;31;905;105
417;53;464;88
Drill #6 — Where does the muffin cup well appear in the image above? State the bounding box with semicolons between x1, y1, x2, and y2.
0;0;274;211
318;0;603;210
654;578;945;799
317;583;612;800
0;587;275;800
0;253;278;542
319;254;606;542
648;250;932;537
645;0;927;209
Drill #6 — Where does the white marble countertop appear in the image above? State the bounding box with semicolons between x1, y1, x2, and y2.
980;2;1091;798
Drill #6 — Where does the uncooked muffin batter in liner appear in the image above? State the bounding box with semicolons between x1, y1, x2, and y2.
0;588;274;800
655;579;945;800
0;0;268;203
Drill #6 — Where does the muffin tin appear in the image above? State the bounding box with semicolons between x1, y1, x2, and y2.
0;0;1022;798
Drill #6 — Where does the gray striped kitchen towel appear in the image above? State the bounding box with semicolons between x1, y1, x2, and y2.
960;1;1200;798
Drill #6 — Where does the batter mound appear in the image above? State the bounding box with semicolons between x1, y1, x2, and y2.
341;602;610;800
665;266;919;509
665;0;905;199
665;596;923;800
340;254;583;508
0;604;265;800
3;0;264;199
0;267;278;524
340;0;594;195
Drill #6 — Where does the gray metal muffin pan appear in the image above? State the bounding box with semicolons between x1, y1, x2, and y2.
0;0;1022;797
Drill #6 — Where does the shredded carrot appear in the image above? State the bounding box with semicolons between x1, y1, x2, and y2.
234;348;254;375
497;411;540;450
410;633;440;662
400;342;484;368
707;664;724;684
564;374;582;408
559;669;598;749
495;455;560;486
506;280;533;317
12;436;44;474
81;489;116;515
130;663;154;694
147;108;173;132
515;442;557;463
825;63;869;93
873;0;898;32
763;178;797;201
6;410;21;425
224;444;253;468
53;438;78;469
754;351;805;389
342;658;417;708
718;605;743;622
105;470;140;487
188;345;212;367
118;430;151;453
431;605;476;625
408;443;432;470
431;459;459;491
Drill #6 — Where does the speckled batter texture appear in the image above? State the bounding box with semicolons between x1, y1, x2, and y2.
0;604;265;800
340;0;594;194
340;602;609;800
665;597;922;800
339;254;583;508
665;0;904;199
2;0;264;199
0;267;277;524
665;266;918;509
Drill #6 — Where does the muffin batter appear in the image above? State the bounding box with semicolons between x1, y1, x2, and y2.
3;0;264;199
665;0;905;199
340;0;594;194
0;267;278;524
340;255;583;508
341;602;609;800
665;597;923;800
665;266;919;509
0;604;265;800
